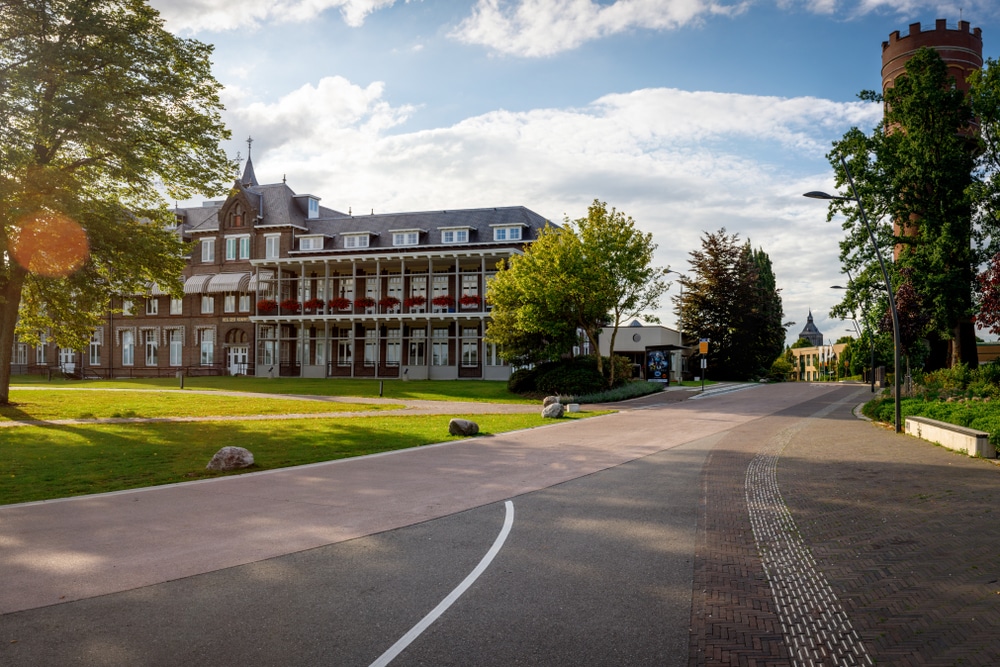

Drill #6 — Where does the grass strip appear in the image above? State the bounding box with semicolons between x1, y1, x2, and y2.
0;412;603;506
10;375;535;403
1;390;396;421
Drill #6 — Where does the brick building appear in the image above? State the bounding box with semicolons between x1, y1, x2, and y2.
12;155;552;381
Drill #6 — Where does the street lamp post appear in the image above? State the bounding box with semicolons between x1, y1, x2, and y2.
805;155;903;433
831;284;877;394
666;269;685;384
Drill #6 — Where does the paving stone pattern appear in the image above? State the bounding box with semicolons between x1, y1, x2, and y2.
690;386;1000;666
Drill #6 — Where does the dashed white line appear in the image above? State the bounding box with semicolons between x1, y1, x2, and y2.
368;500;515;667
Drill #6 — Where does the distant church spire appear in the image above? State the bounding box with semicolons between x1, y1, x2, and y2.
797;310;824;346
241;136;258;187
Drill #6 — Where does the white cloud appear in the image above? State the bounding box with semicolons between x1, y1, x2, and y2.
451;0;749;57
150;0;397;32
223;79;879;338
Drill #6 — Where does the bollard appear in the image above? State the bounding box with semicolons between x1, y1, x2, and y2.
379;380;384;397
176;370;184;389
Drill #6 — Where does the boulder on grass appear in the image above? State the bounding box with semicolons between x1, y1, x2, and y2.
206;446;255;471
542;396;561;407
541;402;565;419
449;418;480;436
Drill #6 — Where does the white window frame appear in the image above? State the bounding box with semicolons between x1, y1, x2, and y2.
409;329;425;366
89;334;101;366
201;295;214;314
144;330;158;366
121;331;134;366
441;229;469;244
168;329;183;367
146;298;158;316
170;298;183;315
461;327;479;367
493;226;522;241
432;328;449;366
265;234;280;260
199;329;215;366
121;299;133;316
224;294;236;313
239;294;251;312
344;234;369;249
386;328;401;367
392;231;420;247
201;238;215;262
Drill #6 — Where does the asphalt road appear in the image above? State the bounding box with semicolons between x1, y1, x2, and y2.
1;382;847;666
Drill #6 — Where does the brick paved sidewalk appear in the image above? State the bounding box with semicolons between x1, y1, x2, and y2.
690;385;1000;666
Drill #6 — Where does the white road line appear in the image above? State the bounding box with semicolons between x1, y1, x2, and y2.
368;500;515;667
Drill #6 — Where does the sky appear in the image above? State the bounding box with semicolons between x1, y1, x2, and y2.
151;0;1000;345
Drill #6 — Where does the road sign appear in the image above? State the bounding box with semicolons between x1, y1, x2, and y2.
699;338;709;354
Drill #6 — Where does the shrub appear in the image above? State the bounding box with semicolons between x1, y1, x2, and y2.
507;368;537;394
567;381;665;404
536;367;605;396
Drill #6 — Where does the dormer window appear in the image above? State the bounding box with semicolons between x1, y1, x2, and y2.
293;194;321;220
344;234;369;249
440;227;471;244
298;235;325;251
391;228;424;247
492;225;523;241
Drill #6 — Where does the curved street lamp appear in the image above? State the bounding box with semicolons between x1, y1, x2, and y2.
831;284;877;394
805;155;902;433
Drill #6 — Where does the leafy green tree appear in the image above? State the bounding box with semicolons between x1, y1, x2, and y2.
485;225;591;366
677;229;785;380
575;201;669;387
0;0;232;404
486;200;667;387
828;47;981;369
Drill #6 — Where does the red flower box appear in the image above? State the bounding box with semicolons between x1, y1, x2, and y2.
431;294;454;308
354;296;376;309
303;298;325;313
459;294;481;307
328;297;351;310
280;298;302;314
403;296;426;309
378;296;401;309
257;299;277;314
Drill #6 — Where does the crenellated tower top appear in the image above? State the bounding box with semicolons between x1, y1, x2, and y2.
882;19;983;94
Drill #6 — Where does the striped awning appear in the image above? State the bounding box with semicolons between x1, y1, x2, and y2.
205;272;251;294
248;270;275;292
147;282;169;296
183;274;212;294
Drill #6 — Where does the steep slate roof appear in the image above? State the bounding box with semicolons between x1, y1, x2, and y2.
797;311;824;346
174;170;553;251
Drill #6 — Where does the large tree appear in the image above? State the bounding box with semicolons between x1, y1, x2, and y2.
676;229;785;380
0;0;232;403
486;200;667;386
828;47;982;369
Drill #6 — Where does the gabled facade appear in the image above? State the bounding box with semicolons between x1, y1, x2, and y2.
13;157;554;381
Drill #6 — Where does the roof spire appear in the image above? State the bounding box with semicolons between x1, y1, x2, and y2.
241;135;258;187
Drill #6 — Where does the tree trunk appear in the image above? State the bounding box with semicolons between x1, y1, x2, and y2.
0;265;28;405
957;319;979;369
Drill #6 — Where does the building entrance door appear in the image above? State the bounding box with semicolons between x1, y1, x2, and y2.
228;346;248;375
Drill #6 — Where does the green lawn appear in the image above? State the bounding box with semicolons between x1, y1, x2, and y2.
0;412;599;505
1;389;397;421
10;375;534;403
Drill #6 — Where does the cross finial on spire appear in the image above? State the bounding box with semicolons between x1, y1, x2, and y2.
247;136;254;160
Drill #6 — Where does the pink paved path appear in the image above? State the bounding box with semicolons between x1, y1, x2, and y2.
1;383;840;614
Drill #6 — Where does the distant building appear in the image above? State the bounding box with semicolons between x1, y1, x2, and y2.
598;321;684;383
12;151;554;381
796;311;824;347
789;342;848;382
